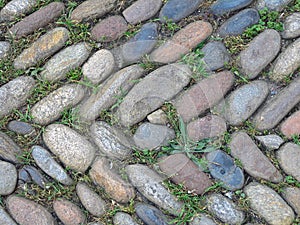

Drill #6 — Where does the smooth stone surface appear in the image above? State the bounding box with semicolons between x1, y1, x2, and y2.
206;150;244;190
282;187;300;215
256;0;293;11
244;182;295;225
7;196;56;225
117;63;191;127
7;120;35;135
271;37;300;82
13;27;69;70
91;15;128;42
190;214;217;225
147;109;168;125
0;131;22;163
0;76;35;119
114;22;158;67
187;115;227;141
53;199;86;225
133;122;175;150
31;145;73;185
159;0;203;23
158;153;212;194
135;203;172;225
89;157;135;203
175;70;234;122
78;64;144;122
255;134;284;150
113;212;139;225
219;8;260;37
277;143;300;182
0;41;11;59
31;84;85;125
0;0;37;22
0;161;17;195
253;76;300;130
239;29;281;79
280;110;300;138
82;49;115;84
202;41;230;71
71;0;116;22
210;0;253;16
150;21;212;63
43;124;96;172
0;207;17;225
217;80;269;125
8;2;64;38
23;165;48;188
90;121;133;160
76;182;106;217
126;164;183;215
123;0;162;25
282;13;300;39
41;42;91;82
230;131;283;183
207;194;245;224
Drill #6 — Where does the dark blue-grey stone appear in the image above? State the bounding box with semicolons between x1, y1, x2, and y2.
210;0;253;16
23;165;48;188
7;120;35;135
159;0;203;22
219;8;260;37
206;150;244;190
135;203;172;225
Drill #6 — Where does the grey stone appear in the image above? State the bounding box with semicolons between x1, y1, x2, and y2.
133;122;175;150
210;0;253;16
0;0;37;21
239;29;281;79
43;124;96;172
282;12;300;39
82;49;115;85
244;182;295;225
0;131;22;163
13;27;69;70
217;80;269;125
78;64;145;123
202;41;230;71
7;120;35;135
255;134;284;150
135;203;172;225
230;131;283;183
271;37;300;82
76;182;106;217
90;121;133;160
0;41;11;59
257;0;293;11
41;42;91;82
113;212;139;225
253;76;300;130
0;161;17;195
207;194;245;224
0;76;35;119
23;165;48;188
117;63;191;127
32;84;84;125
0;207;17;225
189;214;217;225
126;164;183;215
147;109;168;125
282;187;300;215
31;145;73;185
277;143;300;182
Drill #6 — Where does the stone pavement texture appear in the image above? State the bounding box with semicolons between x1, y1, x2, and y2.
0;0;300;224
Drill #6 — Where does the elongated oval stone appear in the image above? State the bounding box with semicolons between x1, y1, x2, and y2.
13;27;69;70
282;13;300;39
41;42;91;82
43;124;96;172
117;63;191;127
0;76;35;118
0;132;22;163
31;84;85;125
210;0;253;16
0;0;37;22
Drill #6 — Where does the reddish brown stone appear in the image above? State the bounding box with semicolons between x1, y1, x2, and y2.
91;15;128;42
158;153;212;194
9;2;64;38
280;110;300;138
187;115;227;141
175;70;235;122
89;157;135;203
53;199;86;225
150;21;212;63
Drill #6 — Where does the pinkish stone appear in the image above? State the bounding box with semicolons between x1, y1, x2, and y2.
280;110;300;138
